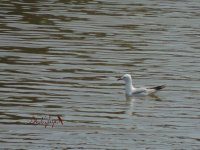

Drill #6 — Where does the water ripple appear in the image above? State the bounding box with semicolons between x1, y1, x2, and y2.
0;0;200;149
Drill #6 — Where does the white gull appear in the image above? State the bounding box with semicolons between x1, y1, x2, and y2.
118;74;165;96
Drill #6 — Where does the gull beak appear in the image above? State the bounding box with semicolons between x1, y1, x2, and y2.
117;76;122;81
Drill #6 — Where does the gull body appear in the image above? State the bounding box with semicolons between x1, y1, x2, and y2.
118;74;165;96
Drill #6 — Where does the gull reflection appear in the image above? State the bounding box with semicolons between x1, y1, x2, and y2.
125;94;162;116
126;95;137;116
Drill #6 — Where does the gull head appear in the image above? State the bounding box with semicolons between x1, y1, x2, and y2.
118;74;132;82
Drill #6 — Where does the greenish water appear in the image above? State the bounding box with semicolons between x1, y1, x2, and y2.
0;0;200;149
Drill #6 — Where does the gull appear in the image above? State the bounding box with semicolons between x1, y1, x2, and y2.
118;74;165;96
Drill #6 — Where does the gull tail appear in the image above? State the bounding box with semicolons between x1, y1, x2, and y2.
150;85;166;91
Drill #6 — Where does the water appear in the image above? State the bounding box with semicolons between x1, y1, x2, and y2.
0;0;200;149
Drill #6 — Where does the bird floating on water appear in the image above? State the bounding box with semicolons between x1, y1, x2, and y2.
118;74;165;96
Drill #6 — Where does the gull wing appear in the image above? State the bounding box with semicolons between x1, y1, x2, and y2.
132;88;147;95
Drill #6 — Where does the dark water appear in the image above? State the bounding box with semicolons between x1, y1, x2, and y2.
0;0;200;149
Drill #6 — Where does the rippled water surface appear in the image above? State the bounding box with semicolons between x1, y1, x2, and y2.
0;0;200;149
